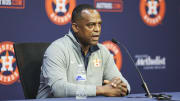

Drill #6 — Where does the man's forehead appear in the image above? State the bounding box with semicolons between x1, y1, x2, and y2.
81;9;100;17
81;9;98;15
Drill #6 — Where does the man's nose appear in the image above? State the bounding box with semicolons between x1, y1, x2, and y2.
94;24;101;32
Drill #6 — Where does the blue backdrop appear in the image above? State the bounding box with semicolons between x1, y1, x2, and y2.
0;0;180;100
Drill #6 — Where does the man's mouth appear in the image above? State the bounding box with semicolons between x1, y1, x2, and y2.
92;35;99;41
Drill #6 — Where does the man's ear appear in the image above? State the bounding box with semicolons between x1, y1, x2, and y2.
72;23;79;33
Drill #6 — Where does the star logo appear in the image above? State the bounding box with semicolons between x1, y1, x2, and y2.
93;58;101;67
140;0;166;26
45;0;76;25
0;41;19;85
0;51;16;73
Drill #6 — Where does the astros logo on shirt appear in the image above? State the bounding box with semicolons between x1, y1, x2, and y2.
93;58;101;67
140;0;166;27
45;0;76;25
102;41;122;70
0;41;19;85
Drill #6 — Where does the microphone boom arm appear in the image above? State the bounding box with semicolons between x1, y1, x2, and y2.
111;39;152;98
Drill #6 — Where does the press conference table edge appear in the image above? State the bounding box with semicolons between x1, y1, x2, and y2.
5;92;180;101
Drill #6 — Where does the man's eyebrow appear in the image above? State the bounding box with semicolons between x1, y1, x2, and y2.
88;20;102;23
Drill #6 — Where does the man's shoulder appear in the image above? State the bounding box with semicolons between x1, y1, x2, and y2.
97;43;109;51
97;43;110;54
45;35;69;54
52;37;65;46
95;43;112;63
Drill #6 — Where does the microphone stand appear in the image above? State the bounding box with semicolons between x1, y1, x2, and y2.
111;39;172;100
111;38;152;98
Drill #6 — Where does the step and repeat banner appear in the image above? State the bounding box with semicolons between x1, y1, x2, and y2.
0;0;180;100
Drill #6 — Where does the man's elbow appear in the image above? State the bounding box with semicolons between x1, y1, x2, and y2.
51;82;66;97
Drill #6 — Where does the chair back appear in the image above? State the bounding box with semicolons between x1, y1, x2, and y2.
14;43;50;99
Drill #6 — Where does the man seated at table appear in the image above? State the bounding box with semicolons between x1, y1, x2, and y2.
36;4;130;98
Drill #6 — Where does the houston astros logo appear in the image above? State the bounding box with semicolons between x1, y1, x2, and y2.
0;41;19;85
45;0;76;25
102;41;122;70
93;58;101;67
140;0;166;26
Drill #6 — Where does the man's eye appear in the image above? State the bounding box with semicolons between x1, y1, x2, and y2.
87;24;94;27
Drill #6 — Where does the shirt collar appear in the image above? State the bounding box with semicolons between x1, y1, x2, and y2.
70;27;79;43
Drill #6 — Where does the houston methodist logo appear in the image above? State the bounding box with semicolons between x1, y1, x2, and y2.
102;41;122;70
0;41;19;85
135;54;166;70
45;0;76;25
140;0;166;26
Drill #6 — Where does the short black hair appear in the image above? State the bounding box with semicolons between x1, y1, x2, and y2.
71;4;96;23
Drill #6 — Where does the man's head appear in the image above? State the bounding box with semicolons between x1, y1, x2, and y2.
71;4;102;46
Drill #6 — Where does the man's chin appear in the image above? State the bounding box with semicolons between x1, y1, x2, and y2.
90;41;98;46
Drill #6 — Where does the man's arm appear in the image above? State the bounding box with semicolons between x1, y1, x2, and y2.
102;46;131;95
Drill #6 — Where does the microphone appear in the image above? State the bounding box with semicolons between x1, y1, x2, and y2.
112;39;172;100
111;38;152;98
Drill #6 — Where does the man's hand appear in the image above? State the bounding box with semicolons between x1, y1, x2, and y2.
98;77;128;97
96;83;122;96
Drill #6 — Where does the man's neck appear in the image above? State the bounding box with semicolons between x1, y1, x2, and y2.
81;44;90;56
